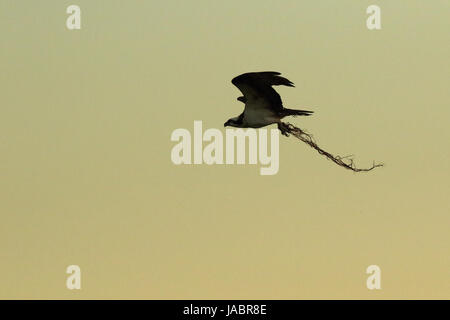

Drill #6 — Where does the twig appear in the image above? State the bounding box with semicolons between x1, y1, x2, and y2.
283;122;383;172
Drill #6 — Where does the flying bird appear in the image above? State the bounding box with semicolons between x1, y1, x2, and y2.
224;71;313;136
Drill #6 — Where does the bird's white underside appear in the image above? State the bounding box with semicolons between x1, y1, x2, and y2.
242;101;280;128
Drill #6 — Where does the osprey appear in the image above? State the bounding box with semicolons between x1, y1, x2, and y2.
224;71;313;136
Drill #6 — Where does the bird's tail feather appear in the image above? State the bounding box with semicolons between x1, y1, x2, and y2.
281;108;314;117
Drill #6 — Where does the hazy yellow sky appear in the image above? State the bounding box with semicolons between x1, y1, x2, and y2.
0;1;449;299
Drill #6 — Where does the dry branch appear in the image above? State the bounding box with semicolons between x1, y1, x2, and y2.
282;122;383;172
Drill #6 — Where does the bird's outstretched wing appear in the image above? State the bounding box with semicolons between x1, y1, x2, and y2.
231;71;294;112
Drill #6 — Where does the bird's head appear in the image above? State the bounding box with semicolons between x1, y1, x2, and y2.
224;117;241;128
237;96;246;103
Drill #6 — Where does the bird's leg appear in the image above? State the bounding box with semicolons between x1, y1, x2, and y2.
277;122;290;137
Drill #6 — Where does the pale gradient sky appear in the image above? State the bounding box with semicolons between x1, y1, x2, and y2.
0;1;449;299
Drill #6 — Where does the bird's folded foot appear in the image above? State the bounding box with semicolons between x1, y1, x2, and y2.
278;122;290;137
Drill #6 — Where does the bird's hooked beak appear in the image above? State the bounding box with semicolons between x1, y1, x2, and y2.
224;120;230;127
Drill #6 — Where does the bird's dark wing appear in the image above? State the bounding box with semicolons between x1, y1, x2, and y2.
231;71;294;111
